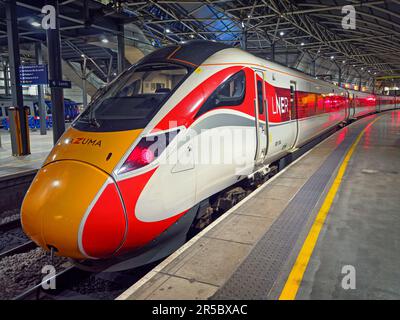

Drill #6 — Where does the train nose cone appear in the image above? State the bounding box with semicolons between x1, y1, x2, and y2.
21;160;126;259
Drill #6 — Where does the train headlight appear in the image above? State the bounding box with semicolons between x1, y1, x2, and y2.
118;129;180;174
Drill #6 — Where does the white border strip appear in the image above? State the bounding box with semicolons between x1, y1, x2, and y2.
116;136;325;300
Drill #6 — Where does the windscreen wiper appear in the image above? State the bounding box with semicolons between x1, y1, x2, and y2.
79;111;100;128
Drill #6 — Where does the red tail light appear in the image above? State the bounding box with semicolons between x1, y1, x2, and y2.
118;129;180;174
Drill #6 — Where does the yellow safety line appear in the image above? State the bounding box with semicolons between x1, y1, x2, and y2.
279;115;383;300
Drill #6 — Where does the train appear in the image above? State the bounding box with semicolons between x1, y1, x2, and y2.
21;41;398;271
0;95;80;129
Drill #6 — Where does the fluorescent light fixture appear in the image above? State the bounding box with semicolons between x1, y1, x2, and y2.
101;38;109;43
31;21;41;27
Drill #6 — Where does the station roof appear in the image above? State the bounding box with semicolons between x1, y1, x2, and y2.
0;0;399;88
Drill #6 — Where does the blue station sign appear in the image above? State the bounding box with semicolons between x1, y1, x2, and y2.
19;64;48;85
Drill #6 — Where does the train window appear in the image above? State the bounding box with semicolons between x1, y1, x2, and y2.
74;63;189;131
196;70;246;118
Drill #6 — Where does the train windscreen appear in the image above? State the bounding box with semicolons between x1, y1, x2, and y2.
74;63;189;132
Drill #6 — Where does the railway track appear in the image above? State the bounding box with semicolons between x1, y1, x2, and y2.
0;217;21;232
0;217;36;258
0;170;38;259
0;169;37;214
14;261;159;300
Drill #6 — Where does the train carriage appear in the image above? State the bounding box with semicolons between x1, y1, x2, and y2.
21;41;398;270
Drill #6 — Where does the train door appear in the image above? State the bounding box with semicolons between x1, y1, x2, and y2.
290;81;299;149
254;70;268;164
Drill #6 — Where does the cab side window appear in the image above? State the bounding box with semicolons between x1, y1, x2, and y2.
196;70;246;118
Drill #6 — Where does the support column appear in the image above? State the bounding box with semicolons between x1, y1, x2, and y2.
117;24;126;74
3;62;9;95
35;42;47;135
5;0;30;156
285;48;288;67
271;43;275;62
372;78;376;94
46;0;65;144
312;59;316;77
334;61;342;87
240;22;247;50
107;55;113;83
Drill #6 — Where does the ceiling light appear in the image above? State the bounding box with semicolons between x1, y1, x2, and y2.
190;34;195;38
330;55;334;59
342;60;346;64
279;31;284;36
101;38;109;43
31;21;41;28
301;42;305;46
165;28;171;33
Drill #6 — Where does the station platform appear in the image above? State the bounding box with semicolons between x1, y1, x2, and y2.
118;109;400;300
0;130;53;177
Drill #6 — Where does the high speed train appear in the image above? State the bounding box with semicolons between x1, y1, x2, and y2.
21;41;398;270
